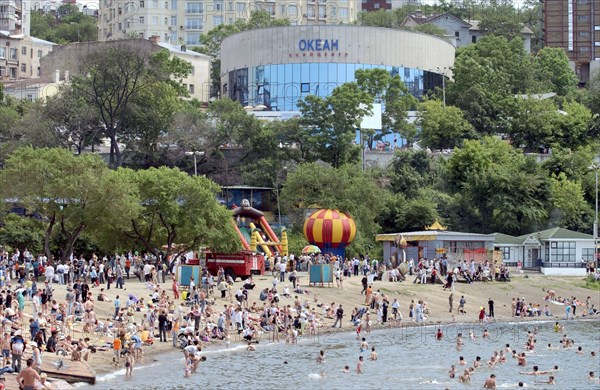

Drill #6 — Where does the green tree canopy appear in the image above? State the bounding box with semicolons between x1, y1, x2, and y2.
0;147;140;262
417;99;475;150
115;167;240;259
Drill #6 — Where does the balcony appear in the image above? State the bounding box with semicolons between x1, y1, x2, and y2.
185;8;203;14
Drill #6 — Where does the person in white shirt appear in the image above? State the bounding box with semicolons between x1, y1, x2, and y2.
279;261;286;283
56;263;65;285
45;264;55;285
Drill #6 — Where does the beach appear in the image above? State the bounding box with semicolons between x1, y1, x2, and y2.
10;267;597;382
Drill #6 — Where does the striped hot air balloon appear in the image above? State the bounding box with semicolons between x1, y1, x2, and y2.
303;209;357;257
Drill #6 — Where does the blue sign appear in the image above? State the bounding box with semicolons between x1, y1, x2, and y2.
298;39;339;52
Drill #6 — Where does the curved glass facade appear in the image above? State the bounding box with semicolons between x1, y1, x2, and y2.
225;63;442;111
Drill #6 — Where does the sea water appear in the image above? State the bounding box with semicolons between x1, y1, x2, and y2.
80;319;600;390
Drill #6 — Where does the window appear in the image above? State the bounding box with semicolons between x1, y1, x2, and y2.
10;67;17;78
582;248;595;262
187;2;203;12
471;35;477;43
186;32;200;45
20;63;26;73
578;15;589;22
228;2;233;10
37;66;40;76
140;0;145;7
139;16;145;24
0;47;5;59
578;0;589;5
214;1;223;11
186;18;202;29
579;46;590;52
339;7;347;18
152;16;159;25
190;66;195;75
21;46;27;55
308;5;314;17
301;83;310;93
549;241;576;262
189;84;195;94
237;3;245;13
171;16;177;25
165;2;168;9
152;0;158;8
374;3;380;9
213;15;223;26
455;31;460;37
0;66;4;76
9;48;17;60
171;0;177;10
502;247;511;260
287;5;297;16
579;31;589;37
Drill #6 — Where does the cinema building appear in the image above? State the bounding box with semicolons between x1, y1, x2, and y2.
220;25;455;111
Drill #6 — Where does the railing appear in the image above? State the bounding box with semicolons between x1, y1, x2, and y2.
541;262;587;268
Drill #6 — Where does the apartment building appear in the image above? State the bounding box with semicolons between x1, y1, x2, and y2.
543;0;600;83
0;31;55;80
97;0;358;45
0;0;30;35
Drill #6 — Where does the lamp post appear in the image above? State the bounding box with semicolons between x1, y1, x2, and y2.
185;151;205;176
436;66;447;109
275;166;288;227
591;163;599;266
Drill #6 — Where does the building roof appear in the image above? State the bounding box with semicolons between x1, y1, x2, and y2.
468;20;534;35
30;36;57;46
491;232;522;246
157;42;211;59
517;227;593;241
376;230;495;242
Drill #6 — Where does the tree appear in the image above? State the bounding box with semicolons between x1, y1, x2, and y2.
478;2;524;41
298;83;372;168
445;137;549;234
355;68;418;147
506;97;560;151
71;47;191;167
417;99;475;150
535;47;578;96
0;214;44;254
279;163;386;254
116;167;240;259
0;147;140;262
409;24;449;38
548;172;593;232
388;149;434;199
448;35;539;134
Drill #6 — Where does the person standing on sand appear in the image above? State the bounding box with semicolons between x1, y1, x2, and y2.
459;296;466;314
333;305;344;328
449;294;454;313
125;350;134;376
488;298;495;318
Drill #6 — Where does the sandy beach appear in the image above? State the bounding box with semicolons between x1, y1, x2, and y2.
11;267;597;380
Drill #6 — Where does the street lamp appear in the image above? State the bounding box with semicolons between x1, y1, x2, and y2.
275;166;288;227
590;163;599;266
436;66;447;109
185;151;205;176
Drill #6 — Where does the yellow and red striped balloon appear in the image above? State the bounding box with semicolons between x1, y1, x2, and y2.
303;209;357;248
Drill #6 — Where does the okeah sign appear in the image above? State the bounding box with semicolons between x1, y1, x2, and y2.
298;39;339;51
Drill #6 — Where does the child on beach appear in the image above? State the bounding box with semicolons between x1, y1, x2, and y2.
125;351;134;376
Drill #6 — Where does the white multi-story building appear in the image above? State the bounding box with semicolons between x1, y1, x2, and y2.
0;0;30;35
97;0;358;44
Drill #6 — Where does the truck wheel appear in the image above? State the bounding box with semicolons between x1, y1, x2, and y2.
225;268;237;282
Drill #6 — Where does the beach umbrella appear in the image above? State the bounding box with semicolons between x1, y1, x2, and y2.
302;245;321;254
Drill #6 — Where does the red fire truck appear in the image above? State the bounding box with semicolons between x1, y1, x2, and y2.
205;250;265;281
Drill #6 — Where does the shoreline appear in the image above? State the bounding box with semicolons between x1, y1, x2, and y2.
93;315;600;380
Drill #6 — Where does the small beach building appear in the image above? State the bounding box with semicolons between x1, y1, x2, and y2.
516;227;595;276
375;221;496;267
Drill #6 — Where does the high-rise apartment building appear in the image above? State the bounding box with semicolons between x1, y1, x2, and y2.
97;0;358;44
543;0;600;83
0;0;30;35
